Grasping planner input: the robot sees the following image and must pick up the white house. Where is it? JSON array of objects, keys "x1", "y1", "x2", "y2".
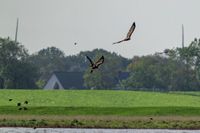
[{"x1": 43, "y1": 71, "x2": 85, "y2": 90}]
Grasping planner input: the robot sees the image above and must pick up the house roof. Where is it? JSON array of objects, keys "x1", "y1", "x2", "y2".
[
  {"x1": 53, "y1": 71, "x2": 84, "y2": 89},
  {"x1": 118, "y1": 71, "x2": 129, "y2": 80}
]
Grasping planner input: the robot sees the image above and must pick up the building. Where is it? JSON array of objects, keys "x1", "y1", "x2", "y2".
[
  {"x1": 44, "y1": 71, "x2": 129, "y2": 90},
  {"x1": 43, "y1": 71, "x2": 85, "y2": 90}
]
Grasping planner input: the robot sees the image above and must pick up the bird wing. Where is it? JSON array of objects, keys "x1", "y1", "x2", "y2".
[
  {"x1": 112, "y1": 40, "x2": 125, "y2": 45},
  {"x1": 86, "y1": 56, "x2": 94, "y2": 66},
  {"x1": 126, "y1": 22, "x2": 136, "y2": 39},
  {"x1": 95, "y1": 56, "x2": 104, "y2": 67}
]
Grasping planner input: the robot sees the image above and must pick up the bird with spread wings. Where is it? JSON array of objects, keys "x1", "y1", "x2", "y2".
[
  {"x1": 113, "y1": 22, "x2": 136, "y2": 44},
  {"x1": 86, "y1": 55, "x2": 104, "y2": 73}
]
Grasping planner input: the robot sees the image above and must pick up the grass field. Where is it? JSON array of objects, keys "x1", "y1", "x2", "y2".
[
  {"x1": 1, "y1": 89, "x2": 200, "y2": 128},
  {"x1": 1, "y1": 90, "x2": 200, "y2": 107}
]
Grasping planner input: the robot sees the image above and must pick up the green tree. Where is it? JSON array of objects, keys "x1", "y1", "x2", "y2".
[
  {"x1": 121, "y1": 54, "x2": 199, "y2": 91},
  {"x1": 0, "y1": 37, "x2": 38, "y2": 89},
  {"x1": 29, "y1": 47, "x2": 66, "y2": 84}
]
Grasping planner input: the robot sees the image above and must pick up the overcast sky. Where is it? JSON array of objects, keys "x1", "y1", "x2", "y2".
[{"x1": 0, "y1": 0, "x2": 200, "y2": 58}]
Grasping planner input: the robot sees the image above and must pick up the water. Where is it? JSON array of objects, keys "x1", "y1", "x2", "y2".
[{"x1": 0, "y1": 128, "x2": 200, "y2": 133}]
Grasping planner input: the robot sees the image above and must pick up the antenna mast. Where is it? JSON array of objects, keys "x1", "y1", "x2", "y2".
[
  {"x1": 182, "y1": 24, "x2": 184, "y2": 48},
  {"x1": 15, "y1": 18, "x2": 19, "y2": 43}
]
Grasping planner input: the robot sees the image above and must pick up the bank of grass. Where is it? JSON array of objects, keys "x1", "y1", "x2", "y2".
[
  {"x1": 0, "y1": 90, "x2": 200, "y2": 128},
  {"x1": 1, "y1": 106, "x2": 200, "y2": 116},
  {"x1": 1, "y1": 115, "x2": 200, "y2": 129}
]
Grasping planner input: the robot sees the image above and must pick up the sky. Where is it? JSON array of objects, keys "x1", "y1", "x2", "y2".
[{"x1": 0, "y1": 0, "x2": 200, "y2": 58}]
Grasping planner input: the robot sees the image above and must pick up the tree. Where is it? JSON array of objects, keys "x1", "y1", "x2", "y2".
[
  {"x1": 0, "y1": 37, "x2": 38, "y2": 89},
  {"x1": 121, "y1": 54, "x2": 199, "y2": 91},
  {"x1": 184, "y1": 38, "x2": 200, "y2": 83},
  {"x1": 29, "y1": 47, "x2": 66, "y2": 83}
]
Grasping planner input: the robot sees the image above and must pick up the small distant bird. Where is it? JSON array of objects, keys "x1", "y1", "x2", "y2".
[
  {"x1": 74, "y1": 42, "x2": 77, "y2": 45},
  {"x1": 163, "y1": 49, "x2": 170, "y2": 54},
  {"x1": 9, "y1": 99, "x2": 12, "y2": 101},
  {"x1": 17, "y1": 103, "x2": 21, "y2": 106},
  {"x1": 86, "y1": 55, "x2": 104, "y2": 73},
  {"x1": 18, "y1": 107, "x2": 22, "y2": 110},
  {"x1": 113, "y1": 22, "x2": 136, "y2": 44},
  {"x1": 23, "y1": 107, "x2": 28, "y2": 110},
  {"x1": 24, "y1": 101, "x2": 28, "y2": 104},
  {"x1": 150, "y1": 117, "x2": 153, "y2": 120},
  {"x1": 157, "y1": 49, "x2": 170, "y2": 55}
]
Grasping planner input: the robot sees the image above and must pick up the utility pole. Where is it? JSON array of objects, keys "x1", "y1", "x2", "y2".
[
  {"x1": 182, "y1": 24, "x2": 184, "y2": 48},
  {"x1": 15, "y1": 18, "x2": 19, "y2": 43}
]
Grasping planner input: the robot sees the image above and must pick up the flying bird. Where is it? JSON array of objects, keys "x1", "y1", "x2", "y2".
[
  {"x1": 113, "y1": 22, "x2": 136, "y2": 44},
  {"x1": 86, "y1": 55, "x2": 104, "y2": 73}
]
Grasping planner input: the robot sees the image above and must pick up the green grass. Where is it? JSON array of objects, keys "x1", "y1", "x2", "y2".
[
  {"x1": 170, "y1": 91, "x2": 200, "y2": 97},
  {"x1": 1, "y1": 90, "x2": 200, "y2": 107},
  {"x1": 1, "y1": 90, "x2": 200, "y2": 116},
  {"x1": 1, "y1": 106, "x2": 200, "y2": 116},
  {"x1": 1, "y1": 90, "x2": 200, "y2": 128}
]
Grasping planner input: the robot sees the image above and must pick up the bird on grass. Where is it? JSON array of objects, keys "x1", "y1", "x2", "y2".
[
  {"x1": 113, "y1": 22, "x2": 136, "y2": 44},
  {"x1": 23, "y1": 107, "x2": 28, "y2": 110},
  {"x1": 86, "y1": 55, "x2": 104, "y2": 73},
  {"x1": 9, "y1": 99, "x2": 12, "y2": 101},
  {"x1": 24, "y1": 101, "x2": 28, "y2": 104},
  {"x1": 17, "y1": 103, "x2": 21, "y2": 106}
]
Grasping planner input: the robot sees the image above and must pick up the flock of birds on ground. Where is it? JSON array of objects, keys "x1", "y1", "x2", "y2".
[
  {"x1": 9, "y1": 98, "x2": 29, "y2": 111},
  {"x1": 86, "y1": 22, "x2": 136, "y2": 73}
]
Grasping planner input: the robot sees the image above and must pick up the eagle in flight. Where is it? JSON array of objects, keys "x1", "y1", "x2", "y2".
[
  {"x1": 86, "y1": 55, "x2": 104, "y2": 73},
  {"x1": 113, "y1": 22, "x2": 136, "y2": 44}
]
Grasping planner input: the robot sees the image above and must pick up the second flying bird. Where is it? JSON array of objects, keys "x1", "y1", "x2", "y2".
[{"x1": 113, "y1": 22, "x2": 136, "y2": 44}]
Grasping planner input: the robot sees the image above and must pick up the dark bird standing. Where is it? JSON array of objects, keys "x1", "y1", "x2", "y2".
[
  {"x1": 113, "y1": 22, "x2": 136, "y2": 44},
  {"x1": 9, "y1": 99, "x2": 12, "y2": 101},
  {"x1": 23, "y1": 107, "x2": 28, "y2": 110},
  {"x1": 17, "y1": 103, "x2": 21, "y2": 106},
  {"x1": 86, "y1": 55, "x2": 104, "y2": 73},
  {"x1": 24, "y1": 101, "x2": 28, "y2": 104}
]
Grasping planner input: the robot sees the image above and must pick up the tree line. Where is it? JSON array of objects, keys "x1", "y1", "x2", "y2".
[{"x1": 0, "y1": 37, "x2": 200, "y2": 91}]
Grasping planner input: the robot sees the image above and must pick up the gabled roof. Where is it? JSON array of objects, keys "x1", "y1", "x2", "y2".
[{"x1": 53, "y1": 71, "x2": 84, "y2": 89}]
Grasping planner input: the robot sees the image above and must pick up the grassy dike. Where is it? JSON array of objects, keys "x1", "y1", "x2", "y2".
[{"x1": 0, "y1": 90, "x2": 200, "y2": 128}]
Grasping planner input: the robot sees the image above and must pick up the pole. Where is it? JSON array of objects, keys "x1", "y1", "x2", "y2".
[{"x1": 15, "y1": 18, "x2": 19, "y2": 43}]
